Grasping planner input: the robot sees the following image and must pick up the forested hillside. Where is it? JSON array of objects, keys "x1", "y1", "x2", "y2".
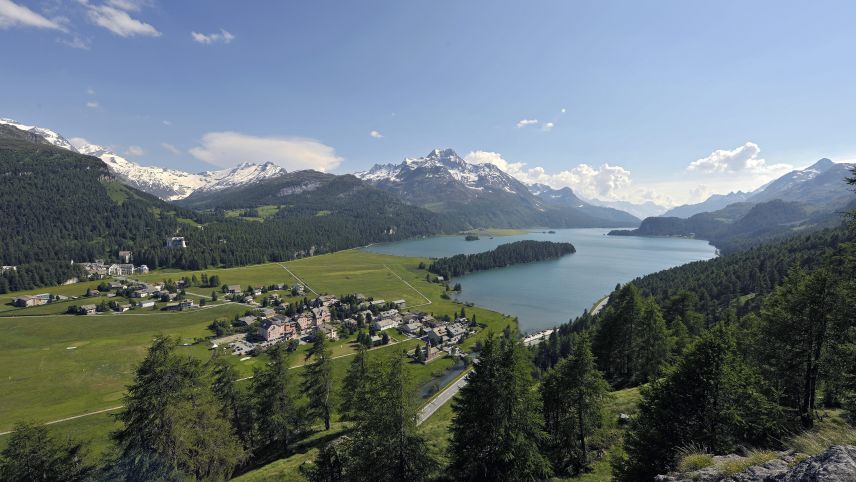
[
  {"x1": 610, "y1": 198, "x2": 850, "y2": 252},
  {"x1": 0, "y1": 130, "x2": 449, "y2": 292},
  {"x1": 529, "y1": 167, "x2": 856, "y2": 479}
]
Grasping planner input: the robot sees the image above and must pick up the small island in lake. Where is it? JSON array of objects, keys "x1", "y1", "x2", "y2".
[
  {"x1": 428, "y1": 240, "x2": 576, "y2": 279},
  {"x1": 465, "y1": 234, "x2": 480, "y2": 241}
]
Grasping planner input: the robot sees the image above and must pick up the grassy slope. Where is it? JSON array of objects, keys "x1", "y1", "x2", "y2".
[{"x1": 0, "y1": 249, "x2": 515, "y2": 464}]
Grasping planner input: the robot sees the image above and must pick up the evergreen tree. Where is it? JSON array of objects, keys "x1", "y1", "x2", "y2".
[
  {"x1": 211, "y1": 355, "x2": 252, "y2": 446},
  {"x1": 615, "y1": 325, "x2": 784, "y2": 480},
  {"x1": 110, "y1": 336, "x2": 245, "y2": 481},
  {"x1": 448, "y1": 334, "x2": 552, "y2": 481},
  {"x1": 302, "y1": 331, "x2": 334, "y2": 430},
  {"x1": 333, "y1": 353, "x2": 436, "y2": 482},
  {"x1": 252, "y1": 344, "x2": 300, "y2": 449},
  {"x1": 339, "y1": 345, "x2": 370, "y2": 421},
  {"x1": 758, "y1": 267, "x2": 842, "y2": 427},
  {"x1": 541, "y1": 334, "x2": 609, "y2": 475},
  {"x1": 0, "y1": 422, "x2": 94, "y2": 482}
]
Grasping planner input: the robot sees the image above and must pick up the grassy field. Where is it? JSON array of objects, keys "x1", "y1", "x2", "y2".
[{"x1": 0, "y1": 249, "x2": 516, "y2": 465}]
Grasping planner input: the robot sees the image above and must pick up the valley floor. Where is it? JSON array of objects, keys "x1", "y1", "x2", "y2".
[{"x1": 0, "y1": 249, "x2": 517, "y2": 467}]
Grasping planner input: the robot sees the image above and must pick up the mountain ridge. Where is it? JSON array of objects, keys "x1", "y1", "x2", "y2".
[{"x1": 0, "y1": 118, "x2": 286, "y2": 200}]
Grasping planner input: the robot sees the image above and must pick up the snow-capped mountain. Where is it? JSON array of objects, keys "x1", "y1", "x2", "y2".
[
  {"x1": 357, "y1": 148, "x2": 639, "y2": 228},
  {"x1": 0, "y1": 118, "x2": 286, "y2": 200},
  {"x1": 747, "y1": 158, "x2": 853, "y2": 207},
  {"x1": 357, "y1": 148, "x2": 529, "y2": 195},
  {"x1": 0, "y1": 117, "x2": 78, "y2": 151}
]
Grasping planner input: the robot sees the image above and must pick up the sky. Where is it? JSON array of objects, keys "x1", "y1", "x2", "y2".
[{"x1": 2, "y1": 0, "x2": 856, "y2": 207}]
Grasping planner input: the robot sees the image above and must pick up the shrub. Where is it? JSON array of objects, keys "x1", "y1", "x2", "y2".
[{"x1": 677, "y1": 453, "x2": 714, "y2": 473}]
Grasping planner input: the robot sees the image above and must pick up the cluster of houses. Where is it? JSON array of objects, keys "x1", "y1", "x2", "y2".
[
  {"x1": 12, "y1": 292, "x2": 68, "y2": 307},
  {"x1": 78, "y1": 251, "x2": 149, "y2": 279},
  {"x1": 227, "y1": 295, "x2": 341, "y2": 355}
]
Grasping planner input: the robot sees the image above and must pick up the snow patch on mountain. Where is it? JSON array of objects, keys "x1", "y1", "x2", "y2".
[
  {"x1": 0, "y1": 118, "x2": 286, "y2": 200},
  {"x1": 356, "y1": 148, "x2": 525, "y2": 195},
  {"x1": 0, "y1": 117, "x2": 78, "y2": 152}
]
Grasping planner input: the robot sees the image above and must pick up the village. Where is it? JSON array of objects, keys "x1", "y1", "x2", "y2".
[
  {"x1": 219, "y1": 287, "x2": 476, "y2": 365},
  {"x1": 7, "y1": 248, "x2": 481, "y2": 366}
]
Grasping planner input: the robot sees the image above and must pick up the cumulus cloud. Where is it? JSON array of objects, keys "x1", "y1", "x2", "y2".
[
  {"x1": 369, "y1": 130, "x2": 383, "y2": 139},
  {"x1": 541, "y1": 122, "x2": 555, "y2": 132},
  {"x1": 0, "y1": 0, "x2": 64, "y2": 30},
  {"x1": 86, "y1": 101, "x2": 99, "y2": 108},
  {"x1": 81, "y1": 0, "x2": 160, "y2": 37},
  {"x1": 189, "y1": 131, "x2": 342, "y2": 171},
  {"x1": 191, "y1": 29, "x2": 235, "y2": 44},
  {"x1": 516, "y1": 119, "x2": 539, "y2": 128},
  {"x1": 160, "y1": 142, "x2": 180, "y2": 155},
  {"x1": 687, "y1": 142, "x2": 791, "y2": 174},
  {"x1": 124, "y1": 145, "x2": 144, "y2": 156},
  {"x1": 161, "y1": 119, "x2": 172, "y2": 126},
  {"x1": 465, "y1": 150, "x2": 632, "y2": 200}
]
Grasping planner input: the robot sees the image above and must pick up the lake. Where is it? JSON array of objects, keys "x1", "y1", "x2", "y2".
[{"x1": 364, "y1": 228, "x2": 717, "y2": 333}]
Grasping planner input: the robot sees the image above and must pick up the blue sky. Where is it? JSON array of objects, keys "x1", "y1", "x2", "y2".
[{"x1": 2, "y1": 0, "x2": 856, "y2": 206}]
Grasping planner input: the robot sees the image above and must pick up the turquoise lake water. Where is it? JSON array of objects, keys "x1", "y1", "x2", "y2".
[{"x1": 364, "y1": 228, "x2": 717, "y2": 333}]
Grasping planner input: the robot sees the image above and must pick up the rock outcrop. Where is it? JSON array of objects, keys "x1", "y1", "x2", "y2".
[{"x1": 656, "y1": 445, "x2": 856, "y2": 482}]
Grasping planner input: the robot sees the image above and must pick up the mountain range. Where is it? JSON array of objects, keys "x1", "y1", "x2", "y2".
[
  {"x1": 355, "y1": 148, "x2": 639, "y2": 228},
  {"x1": 611, "y1": 158, "x2": 856, "y2": 252},
  {"x1": 0, "y1": 118, "x2": 286, "y2": 200},
  {"x1": 0, "y1": 118, "x2": 639, "y2": 228}
]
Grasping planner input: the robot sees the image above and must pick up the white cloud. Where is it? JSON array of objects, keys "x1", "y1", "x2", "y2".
[
  {"x1": 81, "y1": 0, "x2": 160, "y2": 37},
  {"x1": 69, "y1": 137, "x2": 90, "y2": 150},
  {"x1": 87, "y1": 87, "x2": 96, "y2": 95},
  {"x1": 106, "y1": 0, "x2": 147, "y2": 11},
  {"x1": 541, "y1": 122, "x2": 554, "y2": 132},
  {"x1": 58, "y1": 35, "x2": 90, "y2": 49},
  {"x1": 466, "y1": 150, "x2": 630, "y2": 200},
  {"x1": 369, "y1": 130, "x2": 383, "y2": 139},
  {"x1": 687, "y1": 142, "x2": 791, "y2": 174},
  {"x1": 189, "y1": 131, "x2": 342, "y2": 171},
  {"x1": 125, "y1": 145, "x2": 144, "y2": 156},
  {"x1": 161, "y1": 142, "x2": 180, "y2": 155},
  {"x1": 560, "y1": 108, "x2": 566, "y2": 113},
  {"x1": 191, "y1": 29, "x2": 235, "y2": 44},
  {"x1": 86, "y1": 101, "x2": 99, "y2": 108},
  {"x1": 162, "y1": 120, "x2": 171, "y2": 126},
  {"x1": 0, "y1": 0, "x2": 64, "y2": 30},
  {"x1": 516, "y1": 119, "x2": 539, "y2": 128},
  {"x1": 465, "y1": 151, "x2": 526, "y2": 175}
]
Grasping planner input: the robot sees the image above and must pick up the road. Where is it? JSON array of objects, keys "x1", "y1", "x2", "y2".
[
  {"x1": 279, "y1": 264, "x2": 319, "y2": 296},
  {"x1": 591, "y1": 295, "x2": 610, "y2": 315},
  {"x1": 382, "y1": 264, "x2": 432, "y2": 308},
  {"x1": 417, "y1": 370, "x2": 470, "y2": 425}
]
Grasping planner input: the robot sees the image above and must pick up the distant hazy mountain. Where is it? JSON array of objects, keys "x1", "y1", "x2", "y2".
[
  {"x1": 528, "y1": 183, "x2": 639, "y2": 225},
  {"x1": 0, "y1": 117, "x2": 286, "y2": 200},
  {"x1": 747, "y1": 158, "x2": 854, "y2": 208},
  {"x1": 662, "y1": 158, "x2": 854, "y2": 220},
  {"x1": 609, "y1": 199, "x2": 845, "y2": 253},
  {"x1": 662, "y1": 191, "x2": 752, "y2": 218},
  {"x1": 585, "y1": 198, "x2": 668, "y2": 219},
  {"x1": 356, "y1": 148, "x2": 639, "y2": 229}
]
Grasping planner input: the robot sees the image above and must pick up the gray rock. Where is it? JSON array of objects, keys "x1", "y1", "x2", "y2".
[{"x1": 780, "y1": 445, "x2": 856, "y2": 481}]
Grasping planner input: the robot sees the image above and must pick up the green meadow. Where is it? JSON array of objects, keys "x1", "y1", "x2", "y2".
[{"x1": 0, "y1": 249, "x2": 516, "y2": 460}]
